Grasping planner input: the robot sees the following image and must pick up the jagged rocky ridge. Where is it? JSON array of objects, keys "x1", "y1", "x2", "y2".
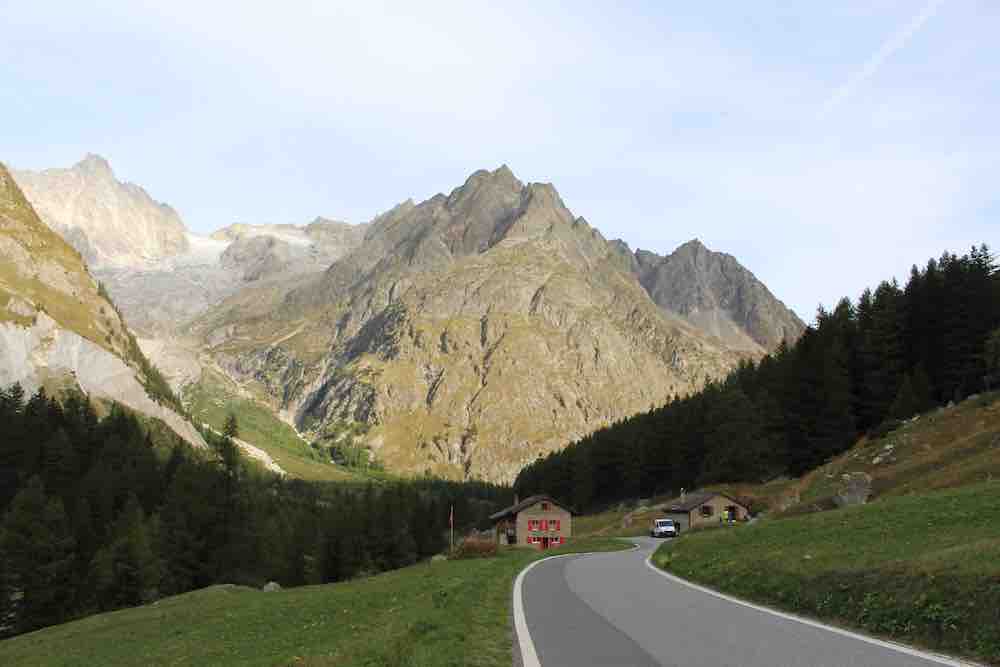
[
  {"x1": 614, "y1": 238, "x2": 805, "y2": 352},
  {"x1": 196, "y1": 166, "x2": 749, "y2": 482}
]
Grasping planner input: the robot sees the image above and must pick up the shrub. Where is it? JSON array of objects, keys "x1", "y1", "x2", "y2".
[{"x1": 448, "y1": 537, "x2": 497, "y2": 560}]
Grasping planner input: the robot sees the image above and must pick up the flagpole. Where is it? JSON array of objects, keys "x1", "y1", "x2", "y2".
[{"x1": 449, "y1": 504, "x2": 454, "y2": 552}]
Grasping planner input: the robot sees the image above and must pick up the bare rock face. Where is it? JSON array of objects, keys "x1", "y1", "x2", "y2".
[
  {"x1": 198, "y1": 166, "x2": 745, "y2": 482},
  {"x1": 12, "y1": 154, "x2": 189, "y2": 268},
  {"x1": 220, "y1": 235, "x2": 295, "y2": 282},
  {"x1": 0, "y1": 161, "x2": 205, "y2": 449},
  {"x1": 629, "y1": 239, "x2": 805, "y2": 351},
  {"x1": 0, "y1": 313, "x2": 206, "y2": 449}
]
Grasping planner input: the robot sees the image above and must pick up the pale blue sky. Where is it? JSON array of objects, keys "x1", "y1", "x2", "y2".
[{"x1": 3, "y1": 1, "x2": 997, "y2": 319}]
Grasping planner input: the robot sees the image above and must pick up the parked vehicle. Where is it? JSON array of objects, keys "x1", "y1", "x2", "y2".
[{"x1": 651, "y1": 518, "x2": 679, "y2": 538}]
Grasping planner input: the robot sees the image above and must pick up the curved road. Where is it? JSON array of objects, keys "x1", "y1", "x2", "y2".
[{"x1": 516, "y1": 537, "x2": 970, "y2": 667}]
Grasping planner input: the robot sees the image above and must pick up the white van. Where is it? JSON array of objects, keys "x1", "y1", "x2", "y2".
[{"x1": 651, "y1": 518, "x2": 678, "y2": 538}]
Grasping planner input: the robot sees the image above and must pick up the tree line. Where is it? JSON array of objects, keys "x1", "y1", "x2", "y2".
[
  {"x1": 0, "y1": 389, "x2": 510, "y2": 637},
  {"x1": 515, "y1": 245, "x2": 1000, "y2": 510}
]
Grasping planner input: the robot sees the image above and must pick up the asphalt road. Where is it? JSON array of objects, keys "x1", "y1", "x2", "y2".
[{"x1": 517, "y1": 537, "x2": 966, "y2": 667}]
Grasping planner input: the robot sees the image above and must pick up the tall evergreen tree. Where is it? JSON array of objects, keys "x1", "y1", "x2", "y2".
[
  {"x1": 889, "y1": 373, "x2": 919, "y2": 420},
  {"x1": 699, "y1": 385, "x2": 766, "y2": 484},
  {"x1": 90, "y1": 494, "x2": 161, "y2": 609},
  {"x1": 0, "y1": 477, "x2": 77, "y2": 632}
]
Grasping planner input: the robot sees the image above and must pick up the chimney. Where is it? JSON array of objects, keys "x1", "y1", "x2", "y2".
[
  {"x1": 514, "y1": 493, "x2": 520, "y2": 506},
  {"x1": 680, "y1": 488, "x2": 686, "y2": 502}
]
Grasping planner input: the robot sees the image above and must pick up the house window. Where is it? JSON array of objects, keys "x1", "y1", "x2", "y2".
[
  {"x1": 541, "y1": 502, "x2": 550, "y2": 510},
  {"x1": 551, "y1": 519, "x2": 560, "y2": 531},
  {"x1": 528, "y1": 519, "x2": 539, "y2": 531},
  {"x1": 700, "y1": 505, "x2": 714, "y2": 518}
]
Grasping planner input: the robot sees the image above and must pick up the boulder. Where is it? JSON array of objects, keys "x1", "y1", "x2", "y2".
[
  {"x1": 835, "y1": 472, "x2": 873, "y2": 507},
  {"x1": 262, "y1": 581, "x2": 282, "y2": 592}
]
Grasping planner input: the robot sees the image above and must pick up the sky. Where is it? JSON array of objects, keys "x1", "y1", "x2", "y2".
[{"x1": 2, "y1": 1, "x2": 997, "y2": 321}]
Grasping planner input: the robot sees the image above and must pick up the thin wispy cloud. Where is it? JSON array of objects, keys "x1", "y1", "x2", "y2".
[{"x1": 818, "y1": 0, "x2": 946, "y2": 120}]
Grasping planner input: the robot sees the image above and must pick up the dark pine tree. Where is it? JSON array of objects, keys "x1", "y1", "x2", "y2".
[{"x1": 0, "y1": 477, "x2": 77, "y2": 633}]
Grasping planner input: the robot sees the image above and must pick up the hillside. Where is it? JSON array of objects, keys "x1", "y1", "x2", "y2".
[
  {"x1": 0, "y1": 162, "x2": 204, "y2": 449},
  {"x1": 577, "y1": 390, "x2": 1000, "y2": 537},
  {"x1": 0, "y1": 535, "x2": 624, "y2": 667},
  {"x1": 756, "y1": 389, "x2": 1000, "y2": 514},
  {"x1": 182, "y1": 366, "x2": 360, "y2": 481},
  {"x1": 194, "y1": 166, "x2": 752, "y2": 482}
]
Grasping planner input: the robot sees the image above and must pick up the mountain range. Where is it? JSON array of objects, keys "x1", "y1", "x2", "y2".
[{"x1": 7, "y1": 156, "x2": 804, "y2": 481}]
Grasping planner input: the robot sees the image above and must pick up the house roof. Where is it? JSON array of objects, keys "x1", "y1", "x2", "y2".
[
  {"x1": 489, "y1": 494, "x2": 576, "y2": 522},
  {"x1": 663, "y1": 491, "x2": 748, "y2": 513}
]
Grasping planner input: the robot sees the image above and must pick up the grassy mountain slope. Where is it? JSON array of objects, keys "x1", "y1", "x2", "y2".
[
  {"x1": 1, "y1": 162, "x2": 128, "y2": 354},
  {"x1": 0, "y1": 538, "x2": 627, "y2": 667},
  {"x1": 183, "y1": 367, "x2": 358, "y2": 481}
]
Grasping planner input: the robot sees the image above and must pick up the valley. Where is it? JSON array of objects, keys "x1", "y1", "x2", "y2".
[{"x1": 4, "y1": 5, "x2": 998, "y2": 666}]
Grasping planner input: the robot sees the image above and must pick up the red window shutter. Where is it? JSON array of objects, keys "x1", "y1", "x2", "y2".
[
  {"x1": 553, "y1": 520, "x2": 560, "y2": 531},
  {"x1": 541, "y1": 519, "x2": 548, "y2": 531}
]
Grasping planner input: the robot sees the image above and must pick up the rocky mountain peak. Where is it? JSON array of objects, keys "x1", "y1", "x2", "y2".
[
  {"x1": 75, "y1": 153, "x2": 114, "y2": 177},
  {"x1": 448, "y1": 165, "x2": 523, "y2": 209},
  {"x1": 676, "y1": 238, "x2": 707, "y2": 253},
  {"x1": 632, "y1": 239, "x2": 804, "y2": 351},
  {"x1": 12, "y1": 154, "x2": 189, "y2": 268}
]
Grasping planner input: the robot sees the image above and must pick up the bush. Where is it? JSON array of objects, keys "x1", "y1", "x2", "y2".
[{"x1": 448, "y1": 537, "x2": 497, "y2": 560}]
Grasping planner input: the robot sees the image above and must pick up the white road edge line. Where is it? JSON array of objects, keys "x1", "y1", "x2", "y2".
[
  {"x1": 513, "y1": 554, "x2": 572, "y2": 667},
  {"x1": 514, "y1": 543, "x2": 639, "y2": 667},
  {"x1": 643, "y1": 555, "x2": 982, "y2": 667}
]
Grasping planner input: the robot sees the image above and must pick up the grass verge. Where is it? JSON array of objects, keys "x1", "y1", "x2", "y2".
[
  {"x1": 652, "y1": 481, "x2": 1000, "y2": 665},
  {"x1": 0, "y1": 538, "x2": 630, "y2": 667}
]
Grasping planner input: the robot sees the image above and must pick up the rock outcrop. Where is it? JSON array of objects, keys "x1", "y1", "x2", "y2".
[{"x1": 12, "y1": 154, "x2": 189, "y2": 268}]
